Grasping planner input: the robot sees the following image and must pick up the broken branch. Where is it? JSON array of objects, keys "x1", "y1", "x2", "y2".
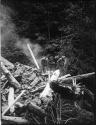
[
  {"x1": 8, "y1": 87, "x2": 15, "y2": 113},
  {"x1": 27, "y1": 102, "x2": 46, "y2": 117},
  {"x1": 2, "y1": 116, "x2": 30, "y2": 124},
  {"x1": 31, "y1": 85, "x2": 45, "y2": 94},
  {"x1": 27, "y1": 43, "x2": 40, "y2": 69},
  {"x1": 1, "y1": 56, "x2": 14, "y2": 69},
  {"x1": 1, "y1": 62, "x2": 21, "y2": 89},
  {"x1": 2, "y1": 90, "x2": 26, "y2": 116},
  {"x1": 58, "y1": 72, "x2": 95, "y2": 84}
]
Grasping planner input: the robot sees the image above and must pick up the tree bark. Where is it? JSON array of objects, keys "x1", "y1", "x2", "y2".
[
  {"x1": 1, "y1": 56, "x2": 14, "y2": 69},
  {"x1": 8, "y1": 87, "x2": 14, "y2": 113},
  {"x1": 1, "y1": 62, "x2": 21, "y2": 89},
  {"x1": 30, "y1": 77, "x2": 41, "y2": 88},
  {"x1": 2, "y1": 90, "x2": 25, "y2": 116},
  {"x1": 2, "y1": 116, "x2": 30, "y2": 124},
  {"x1": 27, "y1": 102, "x2": 46, "y2": 117},
  {"x1": 58, "y1": 72, "x2": 95, "y2": 85}
]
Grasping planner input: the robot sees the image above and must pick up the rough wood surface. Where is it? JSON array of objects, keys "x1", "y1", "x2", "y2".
[
  {"x1": 30, "y1": 77, "x2": 41, "y2": 88},
  {"x1": 2, "y1": 90, "x2": 26, "y2": 116},
  {"x1": 8, "y1": 87, "x2": 14, "y2": 113},
  {"x1": 1, "y1": 62, "x2": 21, "y2": 89},
  {"x1": 2, "y1": 116, "x2": 30, "y2": 124},
  {"x1": 31, "y1": 85, "x2": 45, "y2": 94},
  {"x1": 27, "y1": 102, "x2": 46, "y2": 117},
  {"x1": 58, "y1": 72, "x2": 95, "y2": 84},
  {"x1": 1, "y1": 56, "x2": 14, "y2": 69}
]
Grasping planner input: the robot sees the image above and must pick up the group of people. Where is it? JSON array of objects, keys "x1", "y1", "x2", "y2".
[{"x1": 41, "y1": 55, "x2": 69, "y2": 76}]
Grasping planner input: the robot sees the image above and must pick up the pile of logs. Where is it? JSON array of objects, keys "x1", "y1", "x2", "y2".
[{"x1": 0, "y1": 56, "x2": 95, "y2": 125}]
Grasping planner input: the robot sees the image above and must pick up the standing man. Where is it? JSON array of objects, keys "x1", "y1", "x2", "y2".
[
  {"x1": 57, "y1": 56, "x2": 68, "y2": 76},
  {"x1": 41, "y1": 57, "x2": 48, "y2": 73}
]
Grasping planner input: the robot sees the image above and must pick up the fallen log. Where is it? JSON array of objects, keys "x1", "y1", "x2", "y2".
[
  {"x1": 29, "y1": 72, "x2": 36, "y2": 82},
  {"x1": 31, "y1": 85, "x2": 45, "y2": 94},
  {"x1": 2, "y1": 116, "x2": 30, "y2": 124},
  {"x1": 30, "y1": 77, "x2": 41, "y2": 88},
  {"x1": 1, "y1": 62, "x2": 21, "y2": 89},
  {"x1": 27, "y1": 102, "x2": 46, "y2": 117},
  {"x1": 2, "y1": 90, "x2": 26, "y2": 116},
  {"x1": 58, "y1": 72, "x2": 95, "y2": 85},
  {"x1": 0, "y1": 56, "x2": 14, "y2": 69},
  {"x1": 50, "y1": 77, "x2": 95, "y2": 101},
  {"x1": 8, "y1": 87, "x2": 14, "y2": 113}
]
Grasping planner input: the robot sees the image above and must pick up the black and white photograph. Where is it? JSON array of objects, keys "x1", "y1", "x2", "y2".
[{"x1": 0, "y1": 0, "x2": 95, "y2": 125}]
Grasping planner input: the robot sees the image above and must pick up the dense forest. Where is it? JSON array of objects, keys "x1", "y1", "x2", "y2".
[
  {"x1": 1, "y1": 0, "x2": 95, "y2": 75},
  {"x1": 1, "y1": 1, "x2": 96, "y2": 125}
]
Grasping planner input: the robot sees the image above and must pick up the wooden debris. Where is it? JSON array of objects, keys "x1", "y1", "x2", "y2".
[
  {"x1": 58, "y1": 72, "x2": 95, "y2": 84},
  {"x1": 1, "y1": 60, "x2": 95, "y2": 125},
  {"x1": 2, "y1": 90, "x2": 26, "y2": 116},
  {"x1": 30, "y1": 77, "x2": 41, "y2": 88},
  {"x1": 58, "y1": 74, "x2": 71, "y2": 80},
  {"x1": 2, "y1": 116, "x2": 30, "y2": 124},
  {"x1": 1, "y1": 80, "x2": 8, "y2": 90},
  {"x1": 8, "y1": 87, "x2": 14, "y2": 113},
  {"x1": 27, "y1": 102, "x2": 46, "y2": 117},
  {"x1": 31, "y1": 85, "x2": 45, "y2": 94},
  {"x1": 29, "y1": 72, "x2": 36, "y2": 82},
  {"x1": 1, "y1": 56, "x2": 14, "y2": 69},
  {"x1": 1, "y1": 62, "x2": 21, "y2": 89},
  {"x1": 27, "y1": 43, "x2": 40, "y2": 69}
]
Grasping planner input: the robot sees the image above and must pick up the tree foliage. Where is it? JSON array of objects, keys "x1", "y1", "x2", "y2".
[{"x1": 2, "y1": 0, "x2": 95, "y2": 74}]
